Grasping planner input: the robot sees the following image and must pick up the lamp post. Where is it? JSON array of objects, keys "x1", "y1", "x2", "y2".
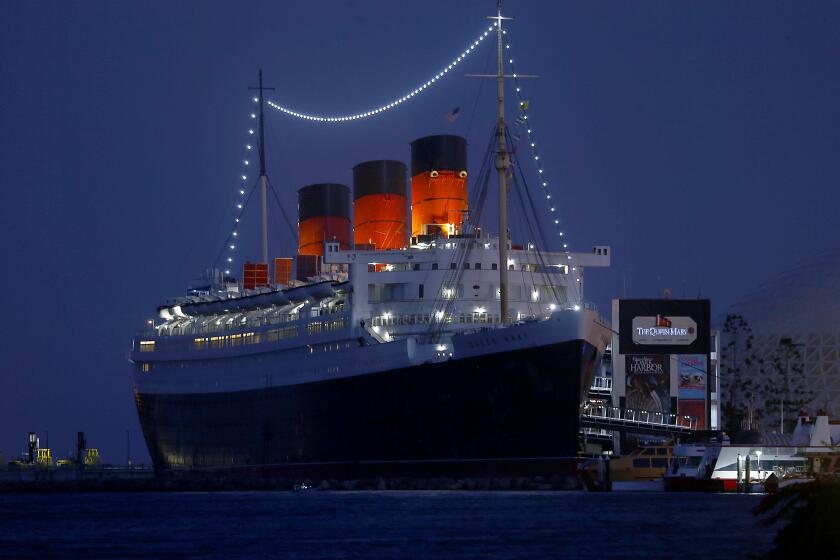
[{"x1": 755, "y1": 450, "x2": 762, "y2": 480}]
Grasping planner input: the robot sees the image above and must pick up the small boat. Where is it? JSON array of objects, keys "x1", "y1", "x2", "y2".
[
  {"x1": 665, "y1": 413, "x2": 839, "y2": 492},
  {"x1": 610, "y1": 444, "x2": 674, "y2": 481},
  {"x1": 663, "y1": 442, "x2": 722, "y2": 492}
]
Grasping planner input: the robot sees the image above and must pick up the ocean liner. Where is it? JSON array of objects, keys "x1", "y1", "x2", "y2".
[{"x1": 129, "y1": 5, "x2": 612, "y2": 476}]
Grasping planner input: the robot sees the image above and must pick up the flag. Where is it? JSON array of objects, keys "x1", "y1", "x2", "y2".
[
  {"x1": 511, "y1": 132, "x2": 521, "y2": 142},
  {"x1": 655, "y1": 315, "x2": 672, "y2": 327},
  {"x1": 444, "y1": 106, "x2": 460, "y2": 124},
  {"x1": 514, "y1": 114, "x2": 526, "y2": 125},
  {"x1": 519, "y1": 99, "x2": 530, "y2": 111}
]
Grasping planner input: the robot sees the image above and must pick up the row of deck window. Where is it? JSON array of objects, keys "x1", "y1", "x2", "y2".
[
  {"x1": 139, "y1": 317, "x2": 347, "y2": 353},
  {"x1": 369, "y1": 262, "x2": 558, "y2": 272},
  {"x1": 370, "y1": 313, "x2": 498, "y2": 327}
]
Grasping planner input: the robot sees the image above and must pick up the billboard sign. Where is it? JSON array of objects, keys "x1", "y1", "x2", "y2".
[
  {"x1": 625, "y1": 355, "x2": 671, "y2": 417},
  {"x1": 632, "y1": 315, "x2": 698, "y2": 346},
  {"x1": 677, "y1": 355, "x2": 707, "y2": 400},
  {"x1": 619, "y1": 299, "x2": 710, "y2": 355}
]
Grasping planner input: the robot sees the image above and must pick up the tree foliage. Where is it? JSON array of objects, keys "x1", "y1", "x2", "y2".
[
  {"x1": 755, "y1": 480, "x2": 840, "y2": 559},
  {"x1": 761, "y1": 337, "x2": 813, "y2": 434},
  {"x1": 721, "y1": 315, "x2": 814, "y2": 434},
  {"x1": 720, "y1": 314, "x2": 760, "y2": 434}
]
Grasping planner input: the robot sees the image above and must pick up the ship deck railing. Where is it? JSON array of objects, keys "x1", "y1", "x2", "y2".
[
  {"x1": 133, "y1": 312, "x2": 353, "y2": 356},
  {"x1": 149, "y1": 305, "x2": 346, "y2": 338}
]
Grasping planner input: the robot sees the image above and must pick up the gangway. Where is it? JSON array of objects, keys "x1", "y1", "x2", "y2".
[{"x1": 580, "y1": 405, "x2": 698, "y2": 437}]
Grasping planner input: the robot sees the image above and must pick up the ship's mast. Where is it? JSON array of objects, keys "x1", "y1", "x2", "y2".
[
  {"x1": 493, "y1": 0, "x2": 511, "y2": 325},
  {"x1": 249, "y1": 69, "x2": 274, "y2": 264},
  {"x1": 259, "y1": 71, "x2": 268, "y2": 265}
]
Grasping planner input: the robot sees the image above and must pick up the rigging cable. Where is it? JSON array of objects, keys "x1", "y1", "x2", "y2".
[
  {"x1": 463, "y1": 37, "x2": 496, "y2": 140},
  {"x1": 218, "y1": 105, "x2": 264, "y2": 275},
  {"x1": 505, "y1": 35, "x2": 569, "y2": 251},
  {"x1": 426, "y1": 127, "x2": 497, "y2": 338},
  {"x1": 213, "y1": 176, "x2": 260, "y2": 270},
  {"x1": 265, "y1": 24, "x2": 499, "y2": 123},
  {"x1": 266, "y1": 176, "x2": 300, "y2": 243},
  {"x1": 508, "y1": 128, "x2": 579, "y2": 303}
]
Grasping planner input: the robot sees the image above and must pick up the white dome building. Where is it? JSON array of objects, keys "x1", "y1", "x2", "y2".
[{"x1": 726, "y1": 249, "x2": 840, "y2": 420}]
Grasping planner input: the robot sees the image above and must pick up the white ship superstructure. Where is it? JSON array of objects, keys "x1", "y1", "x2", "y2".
[{"x1": 136, "y1": 239, "x2": 610, "y2": 396}]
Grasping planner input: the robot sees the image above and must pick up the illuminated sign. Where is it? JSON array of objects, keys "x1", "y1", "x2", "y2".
[
  {"x1": 618, "y1": 299, "x2": 710, "y2": 355},
  {"x1": 678, "y1": 355, "x2": 707, "y2": 400},
  {"x1": 625, "y1": 355, "x2": 670, "y2": 416},
  {"x1": 631, "y1": 315, "x2": 698, "y2": 345},
  {"x1": 627, "y1": 355, "x2": 666, "y2": 375}
]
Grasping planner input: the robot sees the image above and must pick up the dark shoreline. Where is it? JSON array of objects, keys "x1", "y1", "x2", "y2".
[{"x1": 0, "y1": 474, "x2": 582, "y2": 493}]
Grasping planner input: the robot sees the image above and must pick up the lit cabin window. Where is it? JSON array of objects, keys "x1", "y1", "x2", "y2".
[{"x1": 139, "y1": 341, "x2": 155, "y2": 352}]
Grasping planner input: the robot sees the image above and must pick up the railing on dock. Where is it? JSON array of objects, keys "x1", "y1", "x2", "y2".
[
  {"x1": 580, "y1": 427, "x2": 613, "y2": 441},
  {"x1": 581, "y1": 405, "x2": 698, "y2": 436}
]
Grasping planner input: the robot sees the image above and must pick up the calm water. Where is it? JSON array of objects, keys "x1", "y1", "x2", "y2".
[{"x1": 0, "y1": 491, "x2": 775, "y2": 559}]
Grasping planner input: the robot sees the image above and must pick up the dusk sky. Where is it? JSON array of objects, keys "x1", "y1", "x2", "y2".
[{"x1": 2, "y1": 1, "x2": 838, "y2": 463}]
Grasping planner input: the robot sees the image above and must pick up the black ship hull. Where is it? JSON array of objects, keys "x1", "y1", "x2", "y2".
[{"x1": 136, "y1": 338, "x2": 598, "y2": 477}]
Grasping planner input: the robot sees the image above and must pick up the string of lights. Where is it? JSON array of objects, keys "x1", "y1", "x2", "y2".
[
  {"x1": 505, "y1": 38, "x2": 569, "y2": 254},
  {"x1": 221, "y1": 20, "x2": 497, "y2": 272},
  {"x1": 220, "y1": 24, "x2": 570, "y2": 279},
  {"x1": 264, "y1": 24, "x2": 498, "y2": 122},
  {"x1": 218, "y1": 106, "x2": 260, "y2": 276}
]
